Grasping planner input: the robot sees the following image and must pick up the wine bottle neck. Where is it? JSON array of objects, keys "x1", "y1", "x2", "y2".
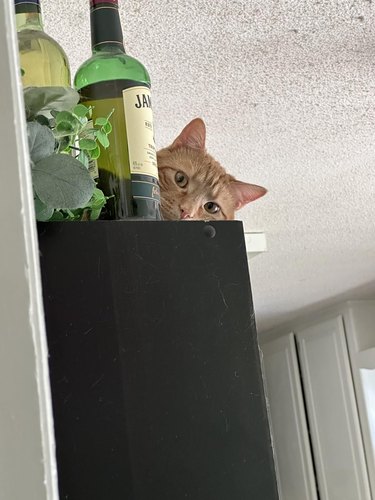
[
  {"x1": 90, "y1": 1, "x2": 125, "y2": 53},
  {"x1": 15, "y1": 0, "x2": 43, "y2": 31},
  {"x1": 16, "y1": 12, "x2": 43, "y2": 31}
]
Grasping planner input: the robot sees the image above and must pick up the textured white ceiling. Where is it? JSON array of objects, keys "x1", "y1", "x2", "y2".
[{"x1": 44, "y1": 0, "x2": 375, "y2": 333}]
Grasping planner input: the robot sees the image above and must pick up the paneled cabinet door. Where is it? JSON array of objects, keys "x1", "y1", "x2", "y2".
[
  {"x1": 262, "y1": 333, "x2": 318, "y2": 500},
  {"x1": 296, "y1": 316, "x2": 371, "y2": 500}
]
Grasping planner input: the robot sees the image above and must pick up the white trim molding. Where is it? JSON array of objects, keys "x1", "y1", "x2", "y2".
[{"x1": 244, "y1": 232, "x2": 267, "y2": 258}]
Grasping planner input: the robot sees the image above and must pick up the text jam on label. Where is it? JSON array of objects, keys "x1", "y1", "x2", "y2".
[{"x1": 135, "y1": 93, "x2": 152, "y2": 108}]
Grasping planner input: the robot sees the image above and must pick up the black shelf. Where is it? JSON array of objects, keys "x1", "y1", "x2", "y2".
[{"x1": 38, "y1": 221, "x2": 278, "y2": 500}]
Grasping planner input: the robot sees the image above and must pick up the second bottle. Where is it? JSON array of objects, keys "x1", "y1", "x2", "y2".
[{"x1": 75, "y1": 0, "x2": 161, "y2": 220}]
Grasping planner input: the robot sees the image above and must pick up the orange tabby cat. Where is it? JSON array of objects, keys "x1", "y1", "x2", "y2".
[{"x1": 157, "y1": 118, "x2": 267, "y2": 220}]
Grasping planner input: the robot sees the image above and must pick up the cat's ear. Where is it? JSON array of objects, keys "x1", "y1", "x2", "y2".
[
  {"x1": 171, "y1": 118, "x2": 206, "y2": 150},
  {"x1": 229, "y1": 181, "x2": 267, "y2": 210}
]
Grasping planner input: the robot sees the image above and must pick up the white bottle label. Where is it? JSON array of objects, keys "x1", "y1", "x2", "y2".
[
  {"x1": 87, "y1": 119, "x2": 99, "y2": 180},
  {"x1": 122, "y1": 86, "x2": 158, "y2": 179}
]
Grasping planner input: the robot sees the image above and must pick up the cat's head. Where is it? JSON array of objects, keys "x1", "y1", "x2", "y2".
[{"x1": 157, "y1": 118, "x2": 267, "y2": 220}]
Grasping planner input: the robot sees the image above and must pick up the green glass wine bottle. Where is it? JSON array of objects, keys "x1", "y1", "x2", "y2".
[
  {"x1": 74, "y1": 0, "x2": 161, "y2": 220},
  {"x1": 15, "y1": 0, "x2": 71, "y2": 87}
]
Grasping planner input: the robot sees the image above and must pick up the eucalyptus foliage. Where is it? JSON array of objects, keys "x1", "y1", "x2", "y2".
[{"x1": 24, "y1": 86, "x2": 112, "y2": 221}]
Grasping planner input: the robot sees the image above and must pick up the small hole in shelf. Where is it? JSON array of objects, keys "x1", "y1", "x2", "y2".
[{"x1": 203, "y1": 225, "x2": 216, "y2": 239}]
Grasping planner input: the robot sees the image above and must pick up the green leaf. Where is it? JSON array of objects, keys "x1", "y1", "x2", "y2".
[
  {"x1": 89, "y1": 145, "x2": 100, "y2": 160},
  {"x1": 96, "y1": 129, "x2": 110, "y2": 148},
  {"x1": 89, "y1": 188, "x2": 107, "y2": 209},
  {"x1": 94, "y1": 117, "x2": 108, "y2": 126},
  {"x1": 79, "y1": 138, "x2": 97, "y2": 151},
  {"x1": 57, "y1": 136, "x2": 70, "y2": 152},
  {"x1": 35, "y1": 115, "x2": 50, "y2": 127},
  {"x1": 73, "y1": 104, "x2": 90, "y2": 118},
  {"x1": 33, "y1": 153, "x2": 95, "y2": 209},
  {"x1": 49, "y1": 210, "x2": 65, "y2": 221},
  {"x1": 55, "y1": 120, "x2": 75, "y2": 136},
  {"x1": 85, "y1": 188, "x2": 107, "y2": 220},
  {"x1": 102, "y1": 121, "x2": 112, "y2": 134},
  {"x1": 55, "y1": 111, "x2": 80, "y2": 134},
  {"x1": 89, "y1": 208, "x2": 102, "y2": 220},
  {"x1": 34, "y1": 197, "x2": 54, "y2": 221},
  {"x1": 27, "y1": 122, "x2": 56, "y2": 163},
  {"x1": 55, "y1": 111, "x2": 74, "y2": 124},
  {"x1": 24, "y1": 87, "x2": 79, "y2": 120}
]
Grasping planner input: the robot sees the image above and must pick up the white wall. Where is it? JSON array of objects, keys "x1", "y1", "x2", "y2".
[{"x1": 0, "y1": 0, "x2": 58, "y2": 498}]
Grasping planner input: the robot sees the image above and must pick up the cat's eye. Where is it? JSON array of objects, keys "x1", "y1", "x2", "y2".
[
  {"x1": 204, "y1": 202, "x2": 220, "y2": 214},
  {"x1": 175, "y1": 171, "x2": 188, "y2": 188}
]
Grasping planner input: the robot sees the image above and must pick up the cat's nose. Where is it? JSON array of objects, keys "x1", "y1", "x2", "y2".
[{"x1": 180, "y1": 209, "x2": 191, "y2": 220}]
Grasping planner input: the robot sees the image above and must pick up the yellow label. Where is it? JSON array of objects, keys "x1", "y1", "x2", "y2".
[{"x1": 122, "y1": 86, "x2": 158, "y2": 178}]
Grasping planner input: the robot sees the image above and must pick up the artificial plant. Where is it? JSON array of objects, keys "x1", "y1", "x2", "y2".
[{"x1": 24, "y1": 86, "x2": 112, "y2": 221}]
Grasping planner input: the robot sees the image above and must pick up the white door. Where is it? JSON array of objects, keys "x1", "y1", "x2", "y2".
[
  {"x1": 296, "y1": 315, "x2": 371, "y2": 500},
  {"x1": 261, "y1": 333, "x2": 318, "y2": 500}
]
